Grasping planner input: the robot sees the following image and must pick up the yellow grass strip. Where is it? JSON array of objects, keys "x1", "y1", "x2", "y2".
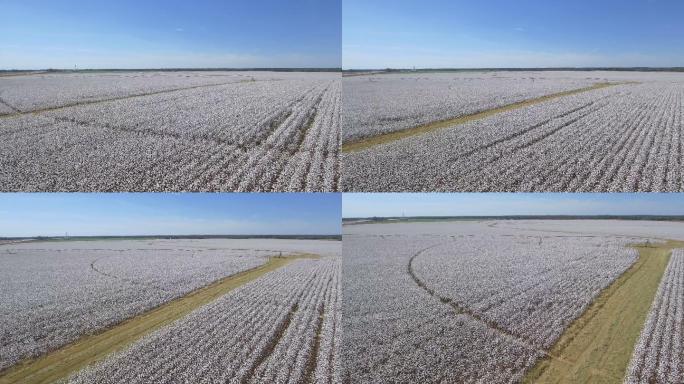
[
  {"x1": 524, "y1": 240, "x2": 684, "y2": 384},
  {"x1": 341, "y1": 82, "x2": 620, "y2": 153},
  {"x1": 0, "y1": 254, "x2": 317, "y2": 384}
]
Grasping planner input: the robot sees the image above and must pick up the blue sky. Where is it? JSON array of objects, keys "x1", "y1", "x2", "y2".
[
  {"x1": 343, "y1": 193, "x2": 684, "y2": 217},
  {"x1": 0, "y1": 0, "x2": 341, "y2": 69},
  {"x1": 343, "y1": 0, "x2": 684, "y2": 69},
  {"x1": 0, "y1": 193, "x2": 341, "y2": 237}
]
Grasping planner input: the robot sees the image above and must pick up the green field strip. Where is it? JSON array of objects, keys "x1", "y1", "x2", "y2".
[{"x1": 0, "y1": 254, "x2": 318, "y2": 384}]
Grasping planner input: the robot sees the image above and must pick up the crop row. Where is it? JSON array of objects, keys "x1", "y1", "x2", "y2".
[
  {"x1": 342, "y1": 233, "x2": 541, "y2": 383},
  {"x1": 0, "y1": 73, "x2": 340, "y2": 192},
  {"x1": 0, "y1": 240, "x2": 273, "y2": 371},
  {"x1": 342, "y1": 77, "x2": 684, "y2": 192},
  {"x1": 625, "y1": 249, "x2": 684, "y2": 383},
  {"x1": 341, "y1": 71, "x2": 600, "y2": 143},
  {"x1": 0, "y1": 71, "x2": 308, "y2": 114},
  {"x1": 66, "y1": 257, "x2": 341, "y2": 384},
  {"x1": 412, "y1": 235, "x2": 638, "y2": 349},
  {"x1": 342, "y1": 221, "x2": 646, "y2": 383}
]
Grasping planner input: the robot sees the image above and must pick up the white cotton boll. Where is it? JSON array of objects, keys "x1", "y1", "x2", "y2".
[
  {"x1": 0, "y1": 71, "x2": 340, "y2": 192},
  {"x1": 341, "y1": 71, "x2": 684, "y2": 192},
  {"x1": 341, "y1": 220, "x2": 666, "y2": 383}
]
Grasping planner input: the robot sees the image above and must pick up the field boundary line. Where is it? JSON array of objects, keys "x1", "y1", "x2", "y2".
[
  {"x1": 0, "y1": 253, "x2": 319, "y2": 384},
  {"x1": 406, "y1": 240, "x2": 650, "y2": 381},
  {"x1": 523, "y1": 240, "x2": 684, "y2": 383},
  {"x1": 89, "y1": 256, "x2": 174, "y2": 294},
  {"x1": 0, "y1": 97, "x2": 20, "y2": 113},
  {"x1": 0, "y1": 78, "x2": 277, "y2": 120},
  {"x1": 341, "y1": 82, "x2": 627, "y2": 153},
  {"x1": 407, "y1": 244, "x2": 552, "y2": 352}
]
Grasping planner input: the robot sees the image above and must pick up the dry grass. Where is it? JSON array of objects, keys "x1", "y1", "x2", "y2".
[
  {"x1": 524, "y1": 240, "x2": 684, "y2": 384},
  {"x1": 0, "y1": 254, "x2": 317, "y2": 384},
  {"x1": 341, "y1": 82, "x2": 620, "y2": 153}
]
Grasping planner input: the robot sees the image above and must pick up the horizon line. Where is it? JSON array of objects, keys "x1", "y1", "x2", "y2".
[
  {"x1": 343, "y1": 214, "x2": 684, "y2": 219},
  {"x1": 0, "y1": 67, "x2": 342, "y2": 72},
  {"x1": 342, "y1": 66, "x2": 684, "y2": 71},
  {"x1": 1, "y1": 234, "x2": 342, "y2": 240}
]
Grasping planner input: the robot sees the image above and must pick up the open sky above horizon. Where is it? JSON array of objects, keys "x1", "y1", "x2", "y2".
[
  {"x1": 0, "y1": 0, "x2": 341, "y2": 70},
  {"x1": 0, "y1": 194, "x2": 341, "y2": 237},
  {"x1": 343, "y1": 194, "x2": 684, "y2": 218},
  {"x1": 343, "y1": 0, "x2": 684, "y2": 69}
]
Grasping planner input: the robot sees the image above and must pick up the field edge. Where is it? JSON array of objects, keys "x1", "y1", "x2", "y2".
[
  {"x1": 0, "y1": 253, "x2": 320, "y2": 384},
  {"x1": 523, "y1": 240, "x2": 683, "y2": 384},
  {"x1": 341, "y1": 82, "x2": 623, "y2": 153}
]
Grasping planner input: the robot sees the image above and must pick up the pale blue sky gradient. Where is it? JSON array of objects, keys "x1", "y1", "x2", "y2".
[
  {"x1": 0, "y1": 193, "x2": 341, "y2": 237},
  {"x1": 343, "y1": 0, "x2": 684, "y2": 69},
  {"x1": 0, "y1": 0, "x2": 341, "y2": 69},
  {"x1": 343, "y1": 193, "x2": 684, "y2": 218}
]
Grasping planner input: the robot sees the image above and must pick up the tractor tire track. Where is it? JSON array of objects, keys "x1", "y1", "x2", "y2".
[{"x1": 0, "y1": 79, "x2": 277, "y2": 120}]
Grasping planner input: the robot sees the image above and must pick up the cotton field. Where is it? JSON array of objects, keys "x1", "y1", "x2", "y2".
[
  {"x1": 625, "y1": 249, "x2": 684, "y2": 384},
  {"x1": 412, "y1": 236, "x2": 638, "y2": 349},
  {"x1": 0, "y1": 238, "x2": 341, "y2": 382},
  {"x1": 341, "y1": 71, "x2": 684, "y2": 192},
  {"x1": 341, "y1": 220, "x2": 684, "y2": 383},
  {"x1": 66, "y1": 257, "x2": 341, "y2": 384},
  {"x1": 0, "y1": 71, "x2": 340, "y2": 192},
  {"x1": 341, "y1": 71, "x2": 599, "y2": 143}
]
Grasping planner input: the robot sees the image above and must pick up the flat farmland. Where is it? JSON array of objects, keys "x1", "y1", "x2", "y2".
[
  {"x1": 0, "y1": 71, "x2": 340, "y2": 192},
  {"x1": 341, "y1": 71, "x2": 684, "y2": 192},
  {"x1": 0, "y1": 238, "x2": 341, "y2": 383},
  {"x1": 625, "y1": 249, "x2": 684, "y2": 384},
  {"x1": 342, "y1": 220, "x2": 684, "y2": 383}
]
